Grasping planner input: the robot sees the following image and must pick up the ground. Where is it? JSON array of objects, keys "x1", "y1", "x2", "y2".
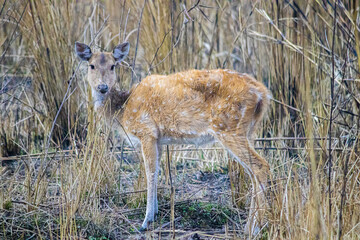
[{"x1": 0, "y1": 144, "x2": 256, "y2": 239}]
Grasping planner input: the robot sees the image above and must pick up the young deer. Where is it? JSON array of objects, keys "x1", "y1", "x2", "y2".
[{"x1": 75, "y1": 41, "x2": 271, "y2": 235}]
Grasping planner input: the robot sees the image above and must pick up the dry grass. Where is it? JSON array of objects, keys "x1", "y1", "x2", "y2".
[{"x1": 1, "y1": 0, "x2": 360, "y2": 239}]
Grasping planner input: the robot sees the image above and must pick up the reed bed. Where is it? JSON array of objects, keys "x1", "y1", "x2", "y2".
[{"x1": 0, "y1": 0, "x2": 359, "y2": 239}]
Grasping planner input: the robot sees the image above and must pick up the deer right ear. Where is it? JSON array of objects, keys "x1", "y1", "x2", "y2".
[
  {"x1": 113, "y1": 42, "x2": 130, "y2": 63},
  {"x1": 75, "y1": 42, "x2": 92, "y2": 61}
]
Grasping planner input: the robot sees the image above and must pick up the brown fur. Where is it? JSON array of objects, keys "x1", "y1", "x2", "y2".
[
  {"x1": 119, "y1": 70, "x2": 270, "y2": 143},
  {"x1": 99, "y1": 53, "x2": 106, "y2": 65}
]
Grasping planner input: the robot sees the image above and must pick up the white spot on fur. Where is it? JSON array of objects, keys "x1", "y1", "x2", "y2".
[
  {"x1": 133, "y1": 109, "x2": 137, "y2": 113},
  {"x1": 241, "y1": 106, "x2": 247, "y2": 118},
  {"x1": 140, "y1": 112, "x2": 149, "y2": 122},
  {"x1": 249, "y1": 88, "x2": 262, "y2": 102},
  {"x1": 256, "y1": 92, "x2": 262, "y2": 101},
  {"x1": 225, "y1": 69, "x2": 237, "y2": 74}
]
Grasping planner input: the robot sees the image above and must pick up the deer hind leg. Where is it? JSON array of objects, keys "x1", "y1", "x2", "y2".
[
  {"x1": 215, "y1": 132, "x2": 270, "y2": 236},
  {"x1": 140, "y1": 137, "x2": 160, "y2": 230}
]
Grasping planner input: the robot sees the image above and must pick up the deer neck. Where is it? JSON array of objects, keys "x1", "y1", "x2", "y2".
[{"x1": 92, "y1": 88, "x2": 131, "y2": 119}]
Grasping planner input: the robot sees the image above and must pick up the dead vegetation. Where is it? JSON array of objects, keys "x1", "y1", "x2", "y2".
[{"x1": 1, "y1": 0, "x2": 360, "y2": 239}]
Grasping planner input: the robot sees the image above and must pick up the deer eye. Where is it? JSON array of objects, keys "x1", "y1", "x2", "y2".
[
  {"x1": 110, "y1": 65, "x2": 115, "y2": 71},
  {"x1": 89, "y1": 65, "x2": 95, "y2": 70}
]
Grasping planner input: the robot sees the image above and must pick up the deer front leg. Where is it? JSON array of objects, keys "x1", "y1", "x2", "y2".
[
  {"x1": 140, "y1": 137, "x2": 160, "y2": 231},
  {"x1": 154, "y1": 144, "x2": 162, "y2": 216}
]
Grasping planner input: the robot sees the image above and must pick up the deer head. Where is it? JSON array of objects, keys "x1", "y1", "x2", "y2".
[{"x1": 75, "y1": 42, "x2": 130, "y2": 107}]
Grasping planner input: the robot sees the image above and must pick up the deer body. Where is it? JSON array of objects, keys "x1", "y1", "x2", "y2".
[{"x1": 75, "y1": 42, "x2": 271, "y2": 235}]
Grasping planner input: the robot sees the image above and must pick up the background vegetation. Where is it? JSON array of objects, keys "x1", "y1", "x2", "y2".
[{"x1": 0, "y1": 0, "x2": 359, "y2": 239}]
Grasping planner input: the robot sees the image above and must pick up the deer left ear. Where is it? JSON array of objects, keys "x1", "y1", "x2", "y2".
[{"x1": 113, "y1": 42, "x2": 130, "y2": 63}]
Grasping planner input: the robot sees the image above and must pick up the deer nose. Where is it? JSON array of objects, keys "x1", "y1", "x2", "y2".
[{"x1": 97, "y1": 84, "x2": 108, "y2": 94}]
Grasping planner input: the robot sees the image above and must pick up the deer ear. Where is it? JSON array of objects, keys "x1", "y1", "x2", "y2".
[
  {"x1": 75, "y1": 42, "x2": 92, "y2": 61},
  {"x1": 113, "y1": 42, "x2": 130, "y2": 63}
]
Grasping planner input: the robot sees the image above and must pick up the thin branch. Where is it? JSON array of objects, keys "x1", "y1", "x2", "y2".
[
  {"x1": 131, "y1": 0, "x2": 147, "y2": 84},
  {"x1": 167, "y1": 145, "x2": 175, "y2": 239},
  {"x1": 0, "y1": 0, "x2": 7, "y2": 17},
  {"x1": 328, "y1": 0, "x2": 337, "y2": 228},
  {"x1": 123, "y1": 8, "x2": 131, "y2": 42}
]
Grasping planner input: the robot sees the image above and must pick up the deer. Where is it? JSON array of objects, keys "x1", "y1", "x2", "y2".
[{"x1": 75, "y1": 41, "x2": 272, "y2": 235}]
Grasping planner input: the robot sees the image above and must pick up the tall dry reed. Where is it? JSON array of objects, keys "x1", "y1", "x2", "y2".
[{"x1": 0, "y1": 0, "x2": 359, "y2": 239}]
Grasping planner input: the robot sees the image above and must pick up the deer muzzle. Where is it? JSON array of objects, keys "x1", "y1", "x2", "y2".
[{"x1": 97, "y1": 84, "x2": 109, "y2": 94}]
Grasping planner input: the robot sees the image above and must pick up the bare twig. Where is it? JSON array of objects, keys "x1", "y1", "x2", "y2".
[
  {"x1": 328, "y1": 0, "x2": 337, "y2": 229},
  {"x1": 0, "y1": 0, "x2": 7, "y2": 17},
  {"x1": 131, "y1": 0, "x2": 147, "y2": 84},
  {"x1": 166, "y1": 145, "x2": 175, "y2": 239},
  {"x1": 123, "y1": 8, "x2": 131, "y2": 42},
  {"x1": 337, "y1": 141, "x2": 355, "y2": 240}
]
